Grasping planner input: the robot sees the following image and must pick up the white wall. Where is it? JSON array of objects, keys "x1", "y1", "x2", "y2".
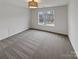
[
  {"x1": 30, "y1": 6, "x2": 68, "y2": 35},
  {"x1": 68, "y1": 0, "x2": 78, "y2": 55},
  {"x1": 0, "y1": 0, "x2": 30, "y2": 40}
]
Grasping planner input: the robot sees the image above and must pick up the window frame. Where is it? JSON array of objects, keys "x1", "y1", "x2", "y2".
[{"x1": 38, "y1": 10, "x2": 55, "y2": 27}]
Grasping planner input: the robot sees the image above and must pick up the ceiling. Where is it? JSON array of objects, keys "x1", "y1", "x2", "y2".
[
  {"x1": 5, "y1": 0, "x2": 69, "y2": 8},
  {"x1": 26, "y1": 0, "x2": 69, "y2": 8},
  {"x1": 39, "y1": 0, "x2": 69, "y2": 8}
]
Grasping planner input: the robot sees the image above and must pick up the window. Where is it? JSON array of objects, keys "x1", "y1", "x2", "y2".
[{"x1": 38, "y1": 10, "x2": 55, "y2": 26}]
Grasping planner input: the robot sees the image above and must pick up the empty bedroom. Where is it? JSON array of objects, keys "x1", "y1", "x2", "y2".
[{"x1": 0, "y1": 0, "x2": 78, "y2": 59}]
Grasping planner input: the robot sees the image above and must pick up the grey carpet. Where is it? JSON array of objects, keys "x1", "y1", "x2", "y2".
[{"x1": 0, "y1": 30, "x2": 77, "y2": 59}]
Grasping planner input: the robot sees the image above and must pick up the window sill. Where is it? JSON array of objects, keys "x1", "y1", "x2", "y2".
[{"x1": 38, "y1": 23, "x2": 55, "y2": 27}]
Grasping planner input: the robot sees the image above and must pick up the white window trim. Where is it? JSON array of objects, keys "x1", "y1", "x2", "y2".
[{"x1": 38, "y1": 10, "x2": 55, "y2": 27}]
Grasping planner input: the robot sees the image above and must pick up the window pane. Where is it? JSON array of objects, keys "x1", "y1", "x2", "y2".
[{"x1": 38, "y1": 10, "x2": 55, "y2": 26}]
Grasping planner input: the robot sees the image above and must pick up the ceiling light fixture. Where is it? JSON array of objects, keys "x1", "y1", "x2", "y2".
[{"x1": 28, "y1": 0, "x2": 38, "y2": 8}]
